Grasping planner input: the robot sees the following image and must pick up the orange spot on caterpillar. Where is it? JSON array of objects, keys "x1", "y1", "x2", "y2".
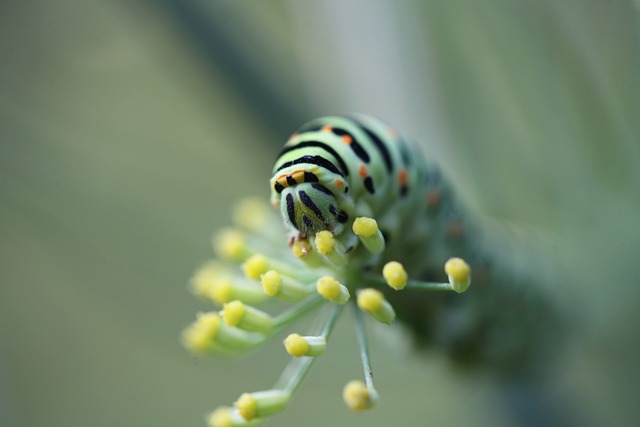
[
  {"x1": 341, "y1": 135, "x2": 353, "y2": 144},
  {"x1": 322, "y1": 125, "x2": 333, "y2": 133},
  {"x1": 335, "y1": 180, "x2": 344, "y2": 189},
  {"x1": 358, "y1": 165, "x2": 368, "y2": 178},
  {"x1": 291, "y1": 170, "x2": 306, "y2": 184},
  {"x1": 276, "y1": 169, "x2": 306, "y2": 188},
  {"x1": 426, "y1": 190, "x2": 440, "y2": 209},
  {"x1": 398, "y1": 169, "x2": 408, "y2": 186},
  {"x1": 277, "y1": 176, "x2": 289, "y2": 188}
]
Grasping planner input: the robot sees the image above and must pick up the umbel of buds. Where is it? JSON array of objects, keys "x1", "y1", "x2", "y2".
[{"x1": 183, "y1": 199, "x2": 471, "y2": 426}]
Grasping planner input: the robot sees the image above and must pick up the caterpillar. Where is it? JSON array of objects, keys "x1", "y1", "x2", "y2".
[
  {"x1": 185, "y1": 114, "x2": 557, "y2": 426},
  {"x1": 269, "y1": 113, "x2": 469, "y2": 276},
  {"x1": 267, "y1": 114, "x2": 554, "y2": 370}
]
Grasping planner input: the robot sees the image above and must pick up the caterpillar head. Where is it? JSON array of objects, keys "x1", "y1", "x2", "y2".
[{"x1": 276, "y1": 183, "x2": 348, "y2": 237}]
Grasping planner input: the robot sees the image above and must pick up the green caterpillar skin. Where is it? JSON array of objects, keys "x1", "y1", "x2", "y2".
[
  {"x1": 270, "y1": 114, "x2": 558, "y2": 375},
  {"x1": 269, "y1": 114, "x2": 471, "y2": 275}
]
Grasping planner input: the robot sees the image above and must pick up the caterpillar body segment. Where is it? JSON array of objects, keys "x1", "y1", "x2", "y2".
[{"x1": 270, "y1": 114, "x2": 470, "y2": 274}]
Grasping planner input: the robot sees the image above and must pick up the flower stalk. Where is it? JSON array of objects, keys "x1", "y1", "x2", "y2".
[{"x1": 183, "y1": 198, "x2": 472, "y2": 425}]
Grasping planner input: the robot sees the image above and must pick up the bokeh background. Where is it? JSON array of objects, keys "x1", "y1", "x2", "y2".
[{"x1": 1, "y1": 1, "x2": 639, "y2": 426}]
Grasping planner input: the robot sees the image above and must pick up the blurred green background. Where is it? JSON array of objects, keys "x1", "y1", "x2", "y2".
[{"x1": 1, "y1": 1, "x2": 639, "y2": 426}]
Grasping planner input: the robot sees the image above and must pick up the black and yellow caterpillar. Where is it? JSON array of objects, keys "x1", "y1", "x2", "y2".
[
  {"x1": 185, "y1": 114, "x2": 560, "y2": 426},
  {"x1": 269, "y1": 114, "x2": 554, "y2": 371},
  {"x1": 270, "y1": 113, "x2": 470, "y2": 276}
]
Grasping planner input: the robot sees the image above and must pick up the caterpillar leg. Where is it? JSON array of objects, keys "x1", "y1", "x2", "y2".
[{"x1": 287, "y1": 231, "x2": 308, "y2": 247}]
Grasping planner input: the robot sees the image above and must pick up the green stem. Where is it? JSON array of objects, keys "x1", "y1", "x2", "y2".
[
  {"x1": 353, "y1": 302, "x2": 375, "y2": 389},
  {"x1": 364, "y1": 274, "x2": 455, "y2": 292},
  {"x1": 273, "y1": 296, "x2": 323, "y2": 329},
  {"x1": 405, "y1": 280, "x2": 454, "y2": 291},
  {"x1": 320, "y1": 303, "x2": 342, "y2": 338},
  {"x1": 276, "y1": 356, "x2": 315, "y2": 394},
  {"x1": 275, "y1": 304, "x2": 343, "y2": 394}
]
